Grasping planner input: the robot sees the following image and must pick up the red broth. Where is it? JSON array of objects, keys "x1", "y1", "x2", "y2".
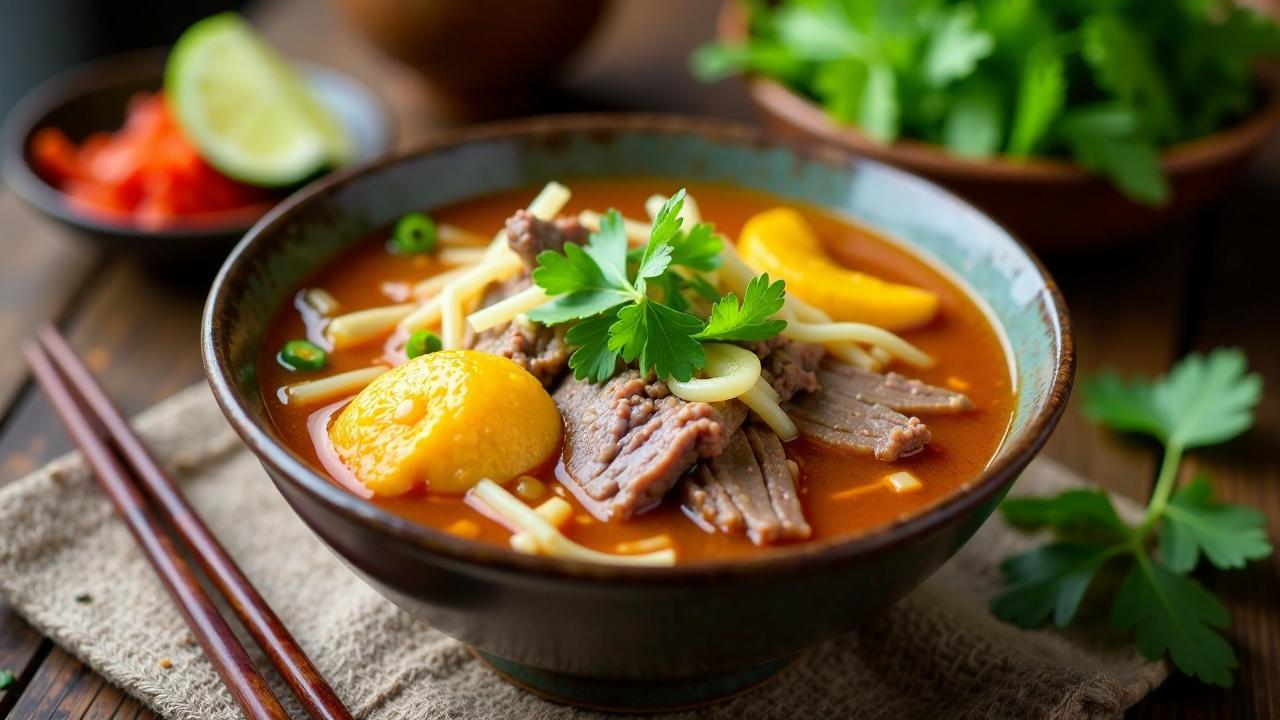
[{"x1": 259, "y1": 180, "x2": 1015, "y2": 563}]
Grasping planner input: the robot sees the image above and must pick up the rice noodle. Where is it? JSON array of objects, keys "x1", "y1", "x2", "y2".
[
  {"x1": 412, "y1": 266, "x2": 468, "y2": 299},
  {"x1": 472, "y1": 479, "x2": 676, "y2": 566},
  {"x1": 667, "y1": 343, "x2": 761, "y2": 403},
  {"x1": 327, "y1": 303, "x2": 416, "y2": 349},
  {"x1": 740, "y1": 378, "x2": 798, "y2": 441},
  {"x1": 440, "y1": 285, "x2": 465, "y2": 350},
  {"x1": 510, "y1": 496, "x2": 574, "y2": 554},
  {"x1": 784, "y1": 321, "x2": 933, "y2": 368},
  {"x1": 281, "y1": 365, "x2": 387, "y2": 406},
  {"x1": 753, "y1": 374, "x2": 780, "y2": 404},
  {"x1": 437, "y1": 223, "x2": 487, "y2": 247},
  {"x1": 426, "y1": 182, "x2": 570, "y2": 346},
  {"x1": 467, "y1": 285, "x2": 551, "y2": 333},
  {"x1": 436, "y1": 247, "x2": 489, "y2": 266}
]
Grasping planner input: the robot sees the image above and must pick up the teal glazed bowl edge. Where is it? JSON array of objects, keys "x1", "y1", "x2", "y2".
[{"x1": 202, "y1": 115, "x2": 1075, "y2": 682}]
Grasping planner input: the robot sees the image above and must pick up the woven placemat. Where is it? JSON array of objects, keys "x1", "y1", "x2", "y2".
[{"x1": 0, "y1": 384, "x2": 1166, "y2": 719}]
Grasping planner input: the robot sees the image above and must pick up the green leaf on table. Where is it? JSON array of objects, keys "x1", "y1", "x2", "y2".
[
  {"x1": 0, "y1": 669, "x2": 13, "y2": 690},
  {"x1": 1160, "y1": 475, "x2": 1272, "y2": 572},
  {"x1": 923, "y1": 3, "x2": 993, "y2": 87},
  {"x1": 566, "y1": 311, "x2": 623, "y2": 383},
  {"x1": 1000, "y1": 488, "x2": 1130, "y2": 542},
  {"x1": 1082, "y1": 347, "x2": 1262, "y2": 448},
  {"x1": 775, "y1": 4, "x2": 869, "y2": 61},
  {"x1": 1111, "y1": 556, "x2": 1236, "y2": 687},
  {"x1": 993, "y1": 541, "x2": 1120, "y2": 628},
  {"x1": 695, "y1": 274, "x2": 788, "y2": 342},
  {"x1": 1059, "y1": 104, "x2": 1168, "y2": 205}
]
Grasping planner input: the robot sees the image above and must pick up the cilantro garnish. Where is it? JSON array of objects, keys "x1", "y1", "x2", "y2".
[
  {"x1": 694, "y1": 1, "x2": 1280, "y2": 205},
  {"x1": 993, "y1": 348, "x2": 1268, "y2": 687},
  {"x1": 0, "y1": 669, "x2": 13, "y2": 691},
  {"x1": 530, "y1": 189, "x2": 787, "y2": 383}
]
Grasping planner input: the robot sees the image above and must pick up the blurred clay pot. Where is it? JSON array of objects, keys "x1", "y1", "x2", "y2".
[{"x1": 335, "y1": 0, "x2": 606, "y2": 109}]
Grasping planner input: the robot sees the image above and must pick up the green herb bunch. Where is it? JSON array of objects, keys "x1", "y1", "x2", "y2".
[
  {"x1": 994, "y1": 348, "x2": 1269, "y2": 686},
  {"x1": 529, "y1": 189, "x2": 788, "y2": 383},
  {"x1": 694, "y1": 0, "x2": 1280, "y2": 204}
]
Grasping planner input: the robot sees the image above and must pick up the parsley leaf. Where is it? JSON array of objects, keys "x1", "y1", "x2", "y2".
[
  {"x1": 668, "y1": 223, "x2": 723, "y2": 271},
  {"x1": 532, "y1": 189, "x2": 786, "y2": 382},
  {"x1": 583, "y1": 209, "x2": 633, "y2": 292},
  {"x1": 923, "y1": 4, "x2": 994, "y2": 88},
  {"x1": 694, "y1": 0, "x2": 1280, "y2": 203},
  {"x1": 1112, "y1": 555, "x2": 1236, "y2": 687},
  {"x1": 609, "y1": 301, "x2": 706, "y2": 382},
  {"x1": 1161, "y1": 476, "x2": 1272, "y2": 573},
  {"x1": 994, "y1": 348, "x2": 1267, "y2": 687},
  {"x1": 695, "y1": 274, "x2": 788, "y2": 342},
  {"x1": 1083, "y1": 347, "x2": 1261, "y2": 449},
  {"x1": 1080, "y1": 12, "x2": 1179, "y2": 141},
  {"x1": 1000, "y1": 489, "x2": 1129, "y2": 542},
  {"x1": 0, "y1": 669, "x2": 13, "y2": 690},
  {"x1": 1006, "y1": 41, "x2": 1065, "y2": 156},
  {"x1": 566, "y1": 311, "x2": 622, "y2": 383},
  {"x1": 943, "y1": 78, "x2": 1005, "y2": 158},
  {"x1": 994, "y1": 542, "x2": 1119, "y2": 628}
]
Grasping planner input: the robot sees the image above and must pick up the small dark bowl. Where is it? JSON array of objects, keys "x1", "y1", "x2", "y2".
[
  {"x1": 203, "y1": 115, "x2": 1074, "y2": 709},
  {"x1": 717, "y1": 1, "x2": 1280, "y2": 251},
  {"x1": 1, "y1": 49, "x2": 394, "y2": 265}
]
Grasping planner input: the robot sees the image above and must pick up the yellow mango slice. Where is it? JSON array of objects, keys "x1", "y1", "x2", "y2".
[
  {"x1": 738, "y1": 208, "x2": 939, "y2": 331},
  {"x1": 329, "y1": 350, "x2": 562, "y2": 496}
]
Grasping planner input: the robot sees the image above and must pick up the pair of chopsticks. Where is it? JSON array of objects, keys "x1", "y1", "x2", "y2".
[{"x1": 23, "y1": 325, "x2": 352, "y2": 720}]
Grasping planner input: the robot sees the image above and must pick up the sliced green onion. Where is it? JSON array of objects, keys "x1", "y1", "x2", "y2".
[
  {"x1": 406, "y1": 330, "x2": 442, "y2": 359},
  {"x1": 390, "y1": 212, "x2": 438, "y2": 255},
  {"x1": 279, "y1": 340, "x2": 327, "y2": 371}
]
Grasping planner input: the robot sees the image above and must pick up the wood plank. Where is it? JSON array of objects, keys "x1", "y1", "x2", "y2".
[
  {"x1": 0, "y1": 256, "x2": 207, "y2": 485},
  {"x1": 1131, "y1": 136, "x2": 1280, "y2": 720},
  {"x1": 0, "y1": 255, "x2": 203, "y2": 719},
  {"x1": 0, "y1": 191, "x2": 103, "y2": 423},
  {"x1": 1038, "y1": 232, "x2": 1194, "y2": 503}
]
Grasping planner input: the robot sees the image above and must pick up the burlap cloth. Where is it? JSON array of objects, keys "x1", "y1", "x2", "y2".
[{"x1": 0, "y1": 384, "x2": 1167, "y2": 719}]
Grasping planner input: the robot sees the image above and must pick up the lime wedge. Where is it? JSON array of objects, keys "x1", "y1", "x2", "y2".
[{"x1": 165, "y1": 13, "x2": 351, "y2": 187}]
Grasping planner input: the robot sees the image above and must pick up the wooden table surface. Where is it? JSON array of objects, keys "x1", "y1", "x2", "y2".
[{"x1": 1, "y1": 1, "x2": 1276, "y2": 718}]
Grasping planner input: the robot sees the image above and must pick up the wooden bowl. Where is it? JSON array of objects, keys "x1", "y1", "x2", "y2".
[
  {"x1": 333, "y1": 0, "x2": 607, "y2": 113},
  {"x1": 203, "y1": 114, "x2": 1074, "y2": 710},
  {"x1": 717, "y1": 1, "x2": 1280, "y2": 250}
]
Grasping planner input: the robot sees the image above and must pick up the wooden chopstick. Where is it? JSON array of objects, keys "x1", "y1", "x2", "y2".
[
  {"x1": 22, "y1": 339, "x2": 290, "y2": 720},
  {"x1": 34, "y1": 326, "x2": 352, "y2": 720}
]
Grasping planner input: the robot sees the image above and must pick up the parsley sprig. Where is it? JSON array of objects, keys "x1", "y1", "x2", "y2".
[
  {"x1": 529, "y1": 189, "x2": 787, "y2": 382},
  {"x1": 695, "y1": 1, "x2": 1280, "y2": 205},
  {"x1": 994, "y1": 348, "x2": 1269, "y2": 686}
]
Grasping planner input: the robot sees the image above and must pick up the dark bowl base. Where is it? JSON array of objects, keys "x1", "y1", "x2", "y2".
[{"x1": 469, "y1": 647, "x2": 795, "y2": 713}]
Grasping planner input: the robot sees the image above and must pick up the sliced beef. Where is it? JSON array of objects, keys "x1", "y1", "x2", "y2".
[
  {"x1": 467, "y1": 275, "x2": 570, "y2": 387},
  {"x1": 554, "y1": 372, "x2": 747, "y2": 519},
  {"x1": 740, "y1": 336, "x2": 825, "y2": 402},
  {"x1": 785, "y1": 391, "x2": 931, "y2": 461},
  {"x1": 817, "y1": 359, "x2": 974, "y2": 414},
  {"x1": 504, "y1": 209, "x2": 588, "y2": 267},
  {"x1": 681, "y1": 425, "x2": 811, "y2": 545}
]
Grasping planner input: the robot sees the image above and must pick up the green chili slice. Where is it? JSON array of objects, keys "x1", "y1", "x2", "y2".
[
  {"x1": 390, "y1": 212, "x2": 437, "y2": 255},
  {"x1": 406, "y1": 330, "x2": 442, "y2": 359},
  {"x1": 279, "y1": 339, "x2": 327, "y2": 371}
]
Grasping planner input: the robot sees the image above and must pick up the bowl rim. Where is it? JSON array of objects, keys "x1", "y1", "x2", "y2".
[
  {"x1": 716, "y1": 0, "x2": 1280, "y2": 184},
  {"x1": 202, "y1": 113, "x2": 1076, "y2": 584},
  {"x1": 0, "y1": 47, "x2": 395, "y2": 240}
]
